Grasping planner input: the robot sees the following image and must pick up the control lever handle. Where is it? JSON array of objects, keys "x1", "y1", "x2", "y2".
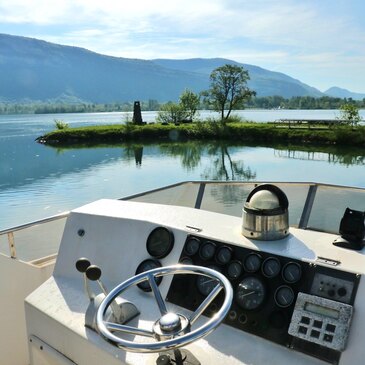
[
  {"x1": 75, "y1": 258, "x2": 91, "y2": 273},
  {"x1": 86, "y1": 265, "x2": 102, "y2": 281},
  {"x1": 76, "y1": 259, "x2": 140, "y2": 329},
  {"x1": 86, "y1": 265, "x2": 121, "y2": 320},
  {"x1": 76, "y1": 257, "x2": 95, "y2": 300}
]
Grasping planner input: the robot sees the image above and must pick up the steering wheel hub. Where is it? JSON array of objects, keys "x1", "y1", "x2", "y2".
[
  {"x1": 159, "y1": 313, "x2": 182, "y2": 332},
  {"x1": 153, "y1": 313, "x2": 190, "y2": 341}
]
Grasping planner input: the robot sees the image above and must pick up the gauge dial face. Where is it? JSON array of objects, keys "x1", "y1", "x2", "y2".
[
  {"x1": 243, "y1": 253, "x2": 262, "y2": 273},
  {"x1": 135, "y1": 259, "x2": 162, "y2": 292},
  {"x1": 262, "y1": 257, "x2": 281, "y2": 278},
  {"x1": 199, "y1": 241, "x2": 216, "y2": 261},
  {"x1": 216, "y1": 246, "x2": 233, "y2": 265},
  {"x1": 196, "y1": 265, "x2": 220, "y2": 296},
  {"x1": 184, "y1": 238, "x2": 201, "y2": 256},
  {"x1": 236, "y1": 276, "x2": 266, "y2": 310},
  {"x1": 227, "y1": 260, "x2": 243, "y2": 280},
  {"x1": 274, "y1": 285, "x2": 295, "y2": 308},
  {"x1": 146, "y1": 227, "x2": 174, "y2": 259},
  {"x1": 282, "y1": 262, "x2": 302, "y2": 283},
  {"x1": 179, "y1": 256, "x2": 193, "y2": 265}
]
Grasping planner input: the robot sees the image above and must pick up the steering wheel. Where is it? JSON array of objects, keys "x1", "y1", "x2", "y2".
[{"x1": 96, "y1": 264, "x2": 233, "y2": 353}]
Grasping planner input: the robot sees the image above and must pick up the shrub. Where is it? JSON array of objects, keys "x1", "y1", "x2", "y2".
[{"x1": 54, "y1": 119, "x2": 69, "y2": 130}]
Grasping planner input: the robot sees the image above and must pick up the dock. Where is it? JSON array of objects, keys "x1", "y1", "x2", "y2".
[{"x1": 273, "y1": 119, "x2": 348, "y2": 129}]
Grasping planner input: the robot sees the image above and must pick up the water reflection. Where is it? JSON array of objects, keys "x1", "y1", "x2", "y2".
[
  {"x1": 202, "y1": 144, "x2": 256, "y2": 181},
  {"x1": 125, "y1": 142, "x2": 257, "y2": 181},
  {"x1": 273, "y1": 145, "x2": 365, "y2": 166},
  {"x1": 3, "y1": 141, "x2": 365, "y2": 194}
]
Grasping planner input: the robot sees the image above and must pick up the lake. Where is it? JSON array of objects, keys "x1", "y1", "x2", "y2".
[{"x1": 1, "y1": 109, "x2": 365, "y2": 230}]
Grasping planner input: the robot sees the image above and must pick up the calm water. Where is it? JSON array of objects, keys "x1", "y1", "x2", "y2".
[{"x1": 1, "y1": 110, "x2": 365, "y2": 230}]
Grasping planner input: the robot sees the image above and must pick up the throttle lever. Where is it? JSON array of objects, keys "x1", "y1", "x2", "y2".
[
  {"x1": 75, "y1": 257, "x2": 95, "y2": 300},
  {"x1": 86, "y1": 265, "x2": 121, "y2": 321}
]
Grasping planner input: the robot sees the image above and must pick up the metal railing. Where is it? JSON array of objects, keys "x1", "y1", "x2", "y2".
[{"x1": 0, "y1": 212, "x2": 69, "y2": 259}]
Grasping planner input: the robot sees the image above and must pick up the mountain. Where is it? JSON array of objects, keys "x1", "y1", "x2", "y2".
[
  {"x1": 0, "y1": 34, "x2": 207, "y2": 103},
  {"x1": 324, "y1": 87, "x2": 365, "y2": 101},
  {"x1": 152, "y1": 58, "x2": 324, "y2": 98},
  {"x1": 0, "y1": 33, "x2": 324, "y2": 103}
]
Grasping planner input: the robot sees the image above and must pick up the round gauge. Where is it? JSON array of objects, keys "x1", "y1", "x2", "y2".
[
  {"x1": 274, "y1": 285, "x2": 295, "y2": 308},
  {"x1": 243, "y1": 253, "x2": 262, "y2": 273},
  {"x1": 179, "y1": 256, "x2": 193, "y2": 265},
  {"x1": 135, "y1": 259, "x2": 162, "y2": 292},
  {"x1": 262, "y1": 257, "x2": 281, "y2": 278},
  {"x1": 282, "y1": 262, "x2": 302, "y2": 284},
  {"x1": 236, "y1": 276, "x2": 266, "y2": 310},
  {"x1": 196, "y1": 265, "x2": 221, "y2": 296},
  {"x1": 199, "y1": 241, "x2": 216, "y2": 261},
  {"x1": 184, "y1": 237, "x2": 201, "y2": 256},
  {"x1": 216, "y1": 246, "x2": 233, "y2": 265},
  {"x1": 146, "y1": 227, "x2": 174, "y2": 259},
  {"x1": 227, "y1": 260, "x2": 243, "y2": 280}
]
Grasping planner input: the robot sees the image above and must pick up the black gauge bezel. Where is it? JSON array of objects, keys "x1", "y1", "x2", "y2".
[
  {"x1": 146, "y1": 226, "x2": 174, "y2": 259},
  {"x1": 135, "y1": 259, "x2": 162, "y2": 292},
  {"x1": 184, "y1": 237, "x2": 201, "y2": 256},
  {"x1": 215, "y1": 245, "x2": 233, "y2": 265},
  {"x1": 199, "y1": 241, "x2": 217, "y2": 261},
  {"x1": 282, "y1": 262, "x2": 302, "y2": 284},
  {"x1": 262, "y1": 257, "x2": 281, "y2": 278},
  {"x1": 226, "y1": 260, "x2": 243, "y2": 280},
  {"x1": 179, "y1": 256, "x2": 193, "y2": 265},
  {"x1": 274, "y1": 285, "x2": 295, "y2": 308},
  {"x1": 236, "y1": 276, "x2": 266, "y2": 310},
  {"x1": 196, "y1": 265, "x2": 221, "y2": 296},
  {"x1": 243, "y1": 252, "x2": 262, "y2": 273}
]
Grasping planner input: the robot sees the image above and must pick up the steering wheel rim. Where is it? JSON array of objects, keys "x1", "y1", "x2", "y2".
[{"x1": 96, "y1": 264, "x2": 233, "y2": 353}]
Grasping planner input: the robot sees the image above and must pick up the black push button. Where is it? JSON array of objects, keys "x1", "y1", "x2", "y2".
[
  {"x1": 298, "y1": 326, "x2": 308, "y2": 335},
  {"x1": 300, "y1": 316, "x2": 310, "y2": 325},
  {"x1": 324, "y1": 334, "x2": 333, "y2": 343},
  {"x1": 310, "y1": 330, "x2": 320, "y2": 338},
  {"x1": 313, "y1": 320, "x2": 323, "y2": 328},
  {"x1": 326, "y1": 323, "x2": 336, "y2": 333}
]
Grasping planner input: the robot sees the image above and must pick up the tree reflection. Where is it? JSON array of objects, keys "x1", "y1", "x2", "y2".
[
  {"x1": 273, "y1": 145, "x2": 365, "y2": 167},
  {"x1": 203, "y1": 145, "x2": 256, "y2": 181},
  {"x1": 158, "y1": 142, "x2": 205, "y2": 170}
]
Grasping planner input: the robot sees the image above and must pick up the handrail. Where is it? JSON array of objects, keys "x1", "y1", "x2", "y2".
[
  {"x1": 0, "y1": 211, "x2": 69, "y2": 235},
  {"x1": 0, "y1": 212, "x2": 69, "y2": 259}
]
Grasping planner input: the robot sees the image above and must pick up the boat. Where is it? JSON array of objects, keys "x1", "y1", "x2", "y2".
[{"x1": 1, "y1": 181, "x2": 364, "y2": 365}]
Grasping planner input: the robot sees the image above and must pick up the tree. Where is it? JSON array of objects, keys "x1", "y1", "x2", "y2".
[
  {"x1": 339, "y1": 103, "x2": 362, "y2": 127},
  {"x1": 157, "y1": 89, "x2": 200, "y2": 124},
  {"x1": 157, "y1": 102, "x2": 188, "y2": 124},
  {"x1": 179, "y1": 89, "x2": 200, "y2": 121},
  {"x1": 203, "y1": 64, "x2": 256, "y2": 120}
]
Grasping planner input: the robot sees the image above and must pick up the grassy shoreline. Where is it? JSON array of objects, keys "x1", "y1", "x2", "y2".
[{"x1": 37, "y1": 121, "x2": 365, "y2": 147}]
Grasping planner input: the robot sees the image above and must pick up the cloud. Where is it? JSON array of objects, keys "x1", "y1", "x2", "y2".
[{"x1": 1, "y1": 0, "x2": 365, "y2": 91}]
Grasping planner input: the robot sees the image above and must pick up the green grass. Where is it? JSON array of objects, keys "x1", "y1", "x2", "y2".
[{"x1": 37, "y1": 120, "x2": 365, "y2": 147}]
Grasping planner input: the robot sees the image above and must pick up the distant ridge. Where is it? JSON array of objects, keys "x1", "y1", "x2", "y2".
[
  {"x1": 152, "y1": 58, "x2": 324, "y2": 98},
  {"x1": 0, "y1": 33, "x2": 340, "y2": 103},
  {"x1": 324, "y1": 86, "x2": 365, "y2": 101}
]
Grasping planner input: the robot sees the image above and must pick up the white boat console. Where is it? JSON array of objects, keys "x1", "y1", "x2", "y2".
[{"x1": 24, "y1": 186, "x2": 365, "y2": 365}]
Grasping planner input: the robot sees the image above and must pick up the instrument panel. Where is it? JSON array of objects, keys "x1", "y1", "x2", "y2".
[{"x1": 165, "y1": 234, "x2": 360, "y2": 364}]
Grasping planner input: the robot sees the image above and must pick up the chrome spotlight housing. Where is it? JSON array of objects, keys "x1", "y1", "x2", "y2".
[{"x1": 242, "y1": 184, "x2": 289, "y2": 241}]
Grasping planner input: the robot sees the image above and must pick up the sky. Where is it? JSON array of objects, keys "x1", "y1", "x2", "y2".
[{"x1": 1, "y1": 0, "x2": 365, "y2": 93}]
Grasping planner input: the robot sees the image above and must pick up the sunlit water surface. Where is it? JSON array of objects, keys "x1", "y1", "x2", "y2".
[{"x1": 1, "y1": 110, "x2": 364, "y2": 229}]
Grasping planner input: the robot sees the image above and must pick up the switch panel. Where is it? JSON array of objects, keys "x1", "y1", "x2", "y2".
[{"x1": 289, "y1": 292, "x2": 353, "y2": 351}]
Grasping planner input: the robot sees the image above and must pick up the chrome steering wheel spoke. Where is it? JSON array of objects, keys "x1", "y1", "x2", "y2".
[
  {"x1": 148, "y1": 273, "x2": 168, "y2": 316},
  {"x1": 190, "y1": 282, "x2": 223, "y2": 325},
  {"x1": 105, "y1": 322, "x2": 154, "y2": 337}
]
